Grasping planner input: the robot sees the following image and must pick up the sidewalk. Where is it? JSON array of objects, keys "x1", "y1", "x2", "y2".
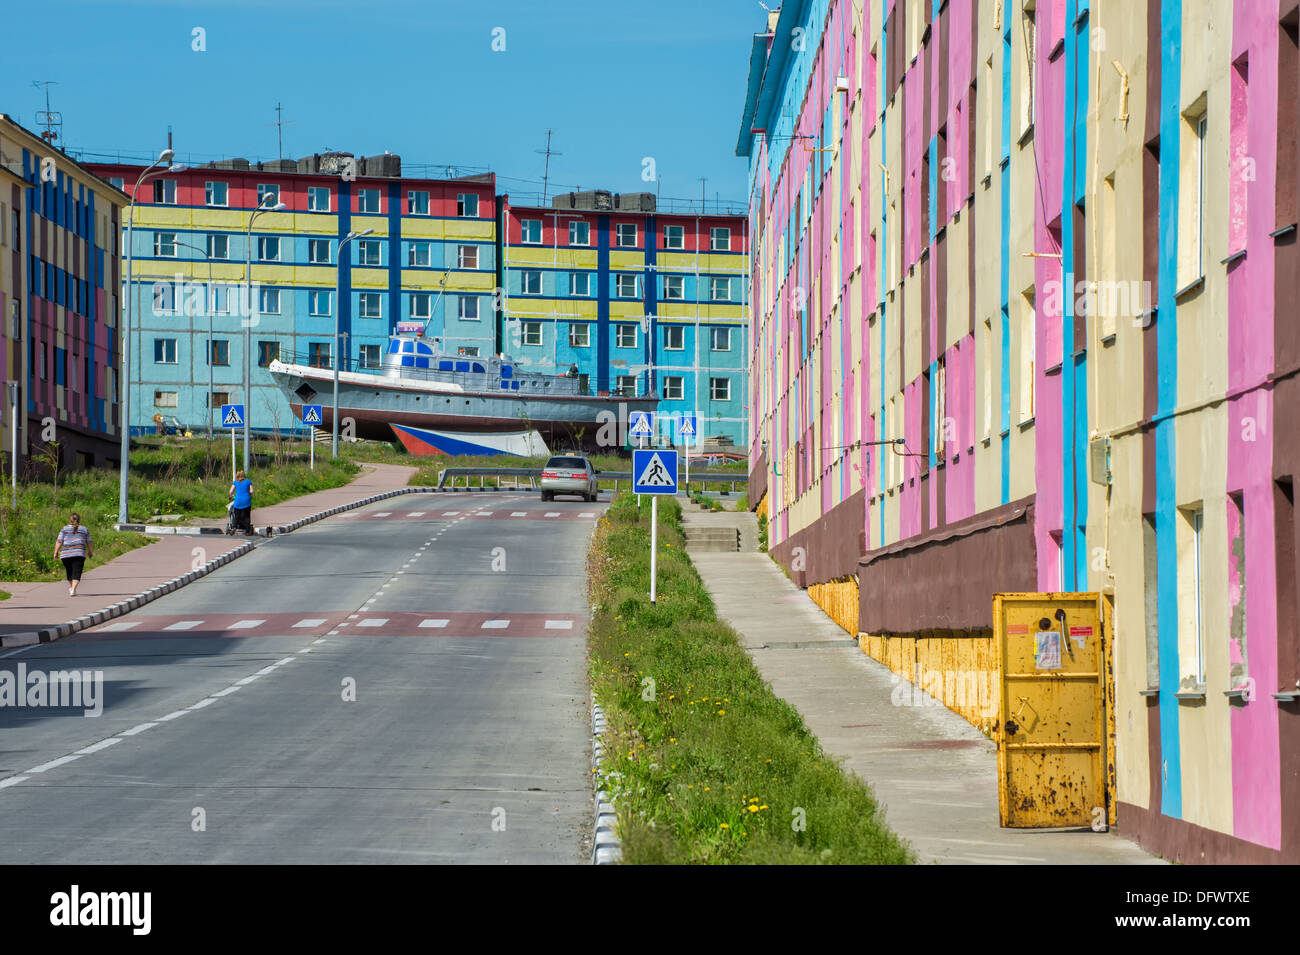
[
  {"x1": 0, "y1": 463, "x2": 418, "y2": 638},
  {"x1": 680, "y1": 507, "x2": 1162, "y2": 865}
]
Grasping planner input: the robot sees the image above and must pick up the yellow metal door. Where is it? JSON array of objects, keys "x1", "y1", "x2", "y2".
[{"x1": 995, "y1": 593, "x2": 1108, "y2": 828}]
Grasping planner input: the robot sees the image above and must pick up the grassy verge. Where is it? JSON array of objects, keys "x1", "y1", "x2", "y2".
[
  {"x1": 587, "y1": 493, "x2": 912, "y2": 864},
  {"x1": 0, "y1": 443, "x2": 361, "y2": 584}
]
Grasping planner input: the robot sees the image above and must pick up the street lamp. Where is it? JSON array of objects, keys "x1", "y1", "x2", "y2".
[
  {"x1": 118, "y1": 149, "x2": 186, "y2": 525},
  {"x1": 333, "y1": 229, "x2": 373, "y2": 459},
  {"x1": 171, "y1": 238, "x2": 216, "y2": 439},
  {"x1": 243, "y1": 193, "x2": 286, "y2": 471}
]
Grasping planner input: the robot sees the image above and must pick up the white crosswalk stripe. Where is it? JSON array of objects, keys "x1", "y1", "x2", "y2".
[
  {"x1": 407, "y1": 511, "x2": 426, "y2": 517},
  {"x1": 97, "y1": 621, "x2": 140, "y2": 632},
  {"x1": 481, "y1": 619, "x2": 510, "y2": 629},
  {"x1": 228, "y1": 619, "x2": 265, "y2": 630},
  {"x1": 545, "y1": 512, "x2": 561, "y2": 517},
  {"x1": 579, "y1": 512, "x2": 596, "y2": 517},
  {"x1": 374, "y1": 511, "x2": 392, "y2": 517},
  {"x1": 511, "y1": 511, "x2": 527, "y2": 517},
  {"x1": 419, "y1": 619, "x2": 450, "y2": 628},
  {"x1": 293, "y1": 618, "x2": 327, "y2": 628},
  {"x1": 544, "y1": 620, "x2": 574, "y2": 630},
  {"x1": 163, "y1": 620, "x2": 204, "y2": 631},
  {"x1": 358, "y1": 618, "x2": 389, "y2": 628},
  {"x1": 442, "y1": 511, "x2": 461, "y2": 516}
]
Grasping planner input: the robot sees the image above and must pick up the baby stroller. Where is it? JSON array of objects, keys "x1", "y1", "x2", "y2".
[{"x1": 226, "y1": 501, "x2": 253, "y2": 536}]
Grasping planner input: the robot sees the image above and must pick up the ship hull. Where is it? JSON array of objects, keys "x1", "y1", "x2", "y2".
[{"x1": 269, "y1": 362, "x2": 657, "y2": 448}]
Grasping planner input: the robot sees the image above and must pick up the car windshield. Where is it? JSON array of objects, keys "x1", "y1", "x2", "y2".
[{"x1": 547, "y1": 457, "x2": 587, "y2": 469}]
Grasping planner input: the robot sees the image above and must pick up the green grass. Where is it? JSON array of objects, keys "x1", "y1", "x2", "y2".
[
  {"x1": 587, "y1": 494, "x2": 913, "y2": 864},
  {"x1": 0, "y1": 443, "x2": 362, "y2": 583}
]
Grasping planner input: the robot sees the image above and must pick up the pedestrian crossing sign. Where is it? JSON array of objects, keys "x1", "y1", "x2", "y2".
[
  {"x1": 633, "y1": 449, "x2": 678, "y2": 494},
  {"x1": 302, "y1": 404, "x2": 323, "y2": 425},
  {"x1": 679, "y1": 415, "x2": 696, "y2": 438},
  {"x1": 220, "y1": 404, "x2": 245, "y2": 428},
  {"x1": 629, "y1": 411, "x2": 653, "y2": 437}
]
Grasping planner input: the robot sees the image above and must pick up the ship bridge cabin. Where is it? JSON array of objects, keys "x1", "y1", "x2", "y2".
[{"x1": 382, "y1": 336, "x2": 583, "y2": 395}]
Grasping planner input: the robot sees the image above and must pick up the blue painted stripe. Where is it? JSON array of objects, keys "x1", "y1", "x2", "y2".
[
  {"x1": 387, "y1": 182, "x2": 400, "y2": 336},
  {"x1": 644, "y1": 214, "x2": 658, "y2": 395},
  {"x1": 1156, "y1": 0, "x2": 1183, "y2": 819},
  {"x1": 596, "y1": 214, "x2": 610, "y2": 393},
  {"x1": 339, "y1": 179, "x2": 353, "y2": 344},
  {"x1": 999, "y1": 24, "x2": 1012, "y2": 506}
]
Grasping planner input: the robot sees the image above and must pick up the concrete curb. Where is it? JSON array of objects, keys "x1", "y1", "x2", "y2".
[
  {"x1": 0, "y1": 483, "x2": 473, "y2": 651},
  {"x1": 590, "y1": 699, "x2": 622, "y2": 865}
]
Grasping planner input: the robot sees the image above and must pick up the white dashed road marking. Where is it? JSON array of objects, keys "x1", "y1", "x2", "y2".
[
  {"x1": 358, "y1": 618, "x2": 389, "y2": 628},
  {"x1": 77, "y1": 738, "x2": 122, "y2": 755},
  {"x1": 163, "y1": 620, "x2": 204, "y2": 631},
  {"x1": 120, "y1": 722, "x2": 157, "y2": 736},
  {"x1": 419, "y1": 619, "x2": 450, "y2": 628},
  {"x1": 28, "y1": 755, "x2": 82, "y2": 773},
  {"x1": 481, "y1": 619, "x2": 510, "y2": 629},
  {"x1": 98, "y1": 621, "x2": 141, "y2": 632},
  {"x1": 294, "y1": 619, "x2": 327, "y2": 628},
  {"x1": 544, "y1": 620, "x2": 574, "y2": 630},
  {"x1": 228, "y1": 619, "x2": 265, "y2": 630}
]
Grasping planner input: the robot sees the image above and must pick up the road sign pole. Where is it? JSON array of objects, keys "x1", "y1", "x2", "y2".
[
  {"x1": 231, "y1": 426, "x2": 236, "y2": 480},
  {"x1": 685, "y1": 429, "x2": 691, "y2": 490},
  {"x1": 310, "y1": 430, "x2": 315, "y2": 471},
  {"x1": 638, "y1": 432, "x2": 643, "y2": 508},
  {"x1": 650, "y1": 494, "x2": 658, "y2": 604}
]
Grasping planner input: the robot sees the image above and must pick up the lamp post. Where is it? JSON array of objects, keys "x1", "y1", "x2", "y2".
[
  {"x1": 118, "y1": 149, "x2": 184, "y2": 525},
  {"x1": 172, "y1": 238, "x2": 215, "y2": 440},
  {"x1": 333, "y1": 229, "x2": 373, "y2": 458},
  {"x1": 244, "y1": 194, "x2": 286, "y2": 472}
]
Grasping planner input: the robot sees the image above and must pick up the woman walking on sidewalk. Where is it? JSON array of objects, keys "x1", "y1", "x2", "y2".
[
  {"x1": 53, "y1": 513, "x2": 93, "y2": 597},
  {"x1": 228, "y1": 469, "x2": 254, "y2": 536}
]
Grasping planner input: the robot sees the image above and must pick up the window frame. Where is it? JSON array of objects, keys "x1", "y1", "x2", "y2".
[
  {"x1": 521, "y1": 321, "x2": 543, "y2": 346},
  {"x1": 569, "y1": 323, "x2": 591, "y2": 348},
  {"x1": 358, "y1": 292, "x2": 382, "y2": 320},
  {"x1": 663, "y1": 325, "x2": 685, "y2": 350},
  {"x1": 709, "y1": 377, "x2": 731, "y2": 402},
  {"x1": 307, "y1": 186, "x2": 331, "y2": 213},
  {"x1": 663, "y1": 375, "x2": 685, "y2": 400},
  {"x1": 205, "y1": 181, "x2": 229, "y2": 207}
]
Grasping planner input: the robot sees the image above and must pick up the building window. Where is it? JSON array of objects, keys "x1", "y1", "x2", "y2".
[
  {"x1": 359, "y1": 292, "x2": 382, "y2": 319},
  {"x1": 358, "y1": 189, "x2": 380, "y2": 213},
  {"x1": 616, "y1": 273, "x2": 639, "y2": 298},
  {"x1": 108, "y1": 176, "x2": 125, "y2": 191},
  {"x1": 258, "y1": 236, "x2": 280, "y2": 262},
  {"x1": 616, "y1": 324, "x2": 638, "y2": 348},
  {"x1": 710, "y1": 227, "x2": 731, "y2": 251},
  {"x1": 154, "y1": 390, "x2": 179, "y2": 407},
  {"x1": 358, "y1": 239, "x2": 380, "y2": 266},
  {"x1": 458, "y1": 295, "x2": 480, "y2": 320},
  {"x1": 709, "y1": 377, "x2": 731, "y2": 401},
  {"x1": 664, "y1": 325, "x2": 684, "y2": 350},
  {"x1": 408, "y1": 241, "x2": 431, "y2": 267},
  {"x1": 207, "y1": 234, "x2": 229, "y2": 260},
  {"x1": 616, "y1": 223, "x2": 637, "y2": 247},
  {"x1": 521, "y1": 270, "x2": 542, "y2": 295},
  {"x1": 1179, "y1": 504, "x2": 1207, "y2": 689},
  {"x1": 359, "y1": 344, "x2": 381, "y2": 369},
  {"x1": 1018, "y1": 289, "x2": 1035, "y2": 422},
  {"x1": 933, "y1": 356, "x2": 947, "y2": 457},
  {"x1": 208, "y1": 339, "x2": 230, "y2": 366},
  {"x1": 154, "y1": 232, "x2": 178, "y2": 257},
  {"x1": 308, "y1": 342, "x2": 331, "y2": 368},
  {"x1": 616, "y1": 375, "x2": 637, "y2": 396},
  {"x1": 570, "y1": 272, "x2": 591, "y2": 296},
  {"x1": 209, "y1": 391, "x2": 230, "y2": 409},
  {"x1": 710, "y1": 327, "x2": 731, "y2": 351},
  {"x1": 664, "y1": 224, "x2": 684, "y2": 249},
  {"x1": 308, "y1": 238, "x2": 330, "y2": 264},
  {"x1": 664, "y1": 275, "x2": 684, "y2": 300},
  {"x1": 457, "y1": 245, "x2": 479, "y2": 269},
  {"x1": 309, "y1": 290, "x2": 332, "y2": 317},
  {"x1": 407, "y1": 190, "x2": 430, "y2": 215},
  {"x1": 569, "y1": 220, "x2": 590, "y2": 245},
  {"x1": 308, "y1": 186, "x2": 331, "y2": 212},
  {"x1": 259, "y1": 288, "x2": 280, "y2": 314},
  {"x1": 154, "y1": 338, "x2": 178, "y2": 364},
  {"x1": 1018, "y1": 3, "x2": 1035, "y2": 139},
  {"x1": 709, "y1": 276, "x2": 731, "y2": 301},
  {"x1": 1142, "y1": 514, "x2": 1160, "y2": 688},
  {"x1": 209, "y1": 285, "x2": 230, "y2": 314},
  {"x1": 664, "y1": 376, "x2": 684, "y2": 400},
  {"x1": 257, "y1": 184, "x2": 279, "y2": 207},
  {"x1": 521, "y1": 321, "x2": 542, "y2": 346},
  {"x1": 257, "y1": 341, "x2": 280, "y2": 367},
  {"x1": 152, "y1": 283, "x2": 176, "y2": 313},
  {"x1": 1228, "y1": 493, "x2": 1248, "y2": 688},
  {"x1": 411, "y1": 292, "x2": 432, "y2": 319},
  {"x1": 521, "y1": 219, "x2": 542, "y2": 244},
  {"x1": 205, "y1": 181, "x2": 228, "y2": 207},
  {"x1": 1178, "y1": 105, "x2": 1208, "y2": 288},
  {"x1": 153, "y1": 179, "x2": 177, "y2": 204},
  {"x1": 569, "y1": 323, "x2": 590, "y2": 347},
  {"x1": 981, "y1": 317, "x2": 993, "y2": 438},
  {"x1": 457, "y1": 193, "x2": 479, "y2": 217}
]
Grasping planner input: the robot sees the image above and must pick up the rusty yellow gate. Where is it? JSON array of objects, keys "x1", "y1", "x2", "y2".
[{"x1": 995, "y1": 593, "x2": 1111, "y2": 828}]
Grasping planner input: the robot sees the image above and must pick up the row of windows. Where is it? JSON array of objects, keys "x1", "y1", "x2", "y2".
[
  {"x1": 120, "y1": 178, "x2": 483, "y2": 218},
  {"x1": 514, "y1": 272, "x2": 735, "y2": 300},
  {"x1": 150, "y1": 285, "x2": 483, "y2": 321},
  {"x1": 514, "y1": 323, "x2": 732, "y2": 352},
  {"x1": 153, "y1": 374, "x2": 732, "y2": 407},
  {"x1": 517, "y1": 220, "x2": 734, "y2": 251},
  {"x1": 150, "y1": 233, "x2": 486, "y2": 269}
]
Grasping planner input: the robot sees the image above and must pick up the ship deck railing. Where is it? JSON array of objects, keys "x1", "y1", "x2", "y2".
[{"x1": 282, "y1": 354, "x2": 613, "y2": 397}]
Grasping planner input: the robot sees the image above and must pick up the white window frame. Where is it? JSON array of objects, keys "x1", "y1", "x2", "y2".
[
  {"x1": 207, "y1": 233, "x2": 229, "y2": 260},
  {"x1": 616, "y1": 375, "x2": 637, "y2": 396},
  {"x1": 358, "y1": 189, "x2": 381, "y2": 213},
  {"x1": 709, "y1": 377, "x2": 731, "y2": 401},
  {"x1": 569, "y1": 323, "x2": 591, "y2": 348},
  {"x1": 410, "y1": 292, "x2": 432, "y2": 319},
  {"x1": 154, "y1": 232, "x2": 178, "y2": 257},
  {"x1": 710, "y1": 326, "x2": 732, "y2": 351},
  {"x1": 407, "y1": 190, "x2": 430, "y2": 216},
  {"x1": 154, "y1": 338, "x2": 178, "y2": 364},
  {"x1": 616, "y1": 273, "x2": 640, "y2": 298},
  {"x1": 457, "y1": 245, "x2": 479, "y2": 269},
  {"x1": 664, "y1": 325, "x2": 685, "y2": 350},
  {"x1": 521, "y1": 321, "x2": 542, "y2": 346},
  {"x1": 521, "y1": 219, "x2": 542, "y2": 244},
  {"x1": 457, "y1": 193, "x2": 479, "y2": 217},
  {"x1": 458, "y1": 295, "x2": 480, "y2": 321},
  {"x1": 308, "y1": 186, "x2": 331, "y2": 213},
  {"x1": 616, "y1": 324, "x2": 638, "y2": 348},
  {"x1": 408, "y1": 241, "x2": 431, "y2": 267},
  {"x1": 664, "y1": 224, "x2": 684, "y2": 249},
  {"x1": 153, "y1": 179, "x2": 177, "y2": 204},
  {"x1": 358, "y1": 239, "x2": 380, "y2": 267},
  {"x1": 359, "y1": 344, "x2": 382, "y2": 369},
  {"x1": 569, "y1": 220, "x2": 590, "y2": 245},
  {"x1": 257, "y1": 236, "x2": 280, "y2": 262},
  {"x1": 259, "y1": 287, "x2": 280, "y2": 314},
  {"x1": 710, "y1": 276, "x2": 731, "y2": 301},
  {"x1": 521, "y1": 270, "x2": 542, "y2": 295},
  {"x1": 309, "y1": 290, "x2": 331, "y2": 317},
  {"x1": 256, "y1": 184, "x2": 279, "y2": 207},
  {"x1": 616, "y1": 223, "x2": 637, "y2": 247},
  {"x1": 710, "y1": 227, "x2": 731, "y2": 251},
  {"x1": 570, "y1": 271, "x2": 591, "y2": 297},
  {"x1": 663, "y1": 376, "x2": 684, "y2": 400},
  {"x1": 205, "y1": 181, "x2": 228, "y2": 207},
  {"x1": 308, "y1": 238, "x2": 331, "y2": 265},
  {"x1": 664, "y1": 275, "x2": 685, "y2": 300},
  {"x1": 359, "y1": 292, "x2": 382, "y2": 319}
]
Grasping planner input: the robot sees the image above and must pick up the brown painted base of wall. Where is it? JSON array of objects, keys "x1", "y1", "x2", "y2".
[
  {"x1": 24, "y1": 416, "x2": 120, "y2": 472},
  {"x1": 770, "y1": 489, "x2": 865, "y2": 587},
  {"x1": 1116, "y1": 801, "x2": 1289, "y2": 864}
]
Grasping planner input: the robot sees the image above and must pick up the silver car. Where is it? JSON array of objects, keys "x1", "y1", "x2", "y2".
[{"x1": 540, "y1": 454, "x2": 599, "y2": 502}]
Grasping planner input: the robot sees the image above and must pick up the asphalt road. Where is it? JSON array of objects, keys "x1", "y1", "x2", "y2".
[{"x1": 0, "y1": 491, "x2": 602, "y2": 864}]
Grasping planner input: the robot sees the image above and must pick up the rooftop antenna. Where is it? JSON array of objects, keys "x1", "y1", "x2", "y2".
[
  {"x1": 32, "y1": 80, "x2": 62, "y2": 146},
  {"x1": 536, "y1": 130, "x2": 562, "y2": 205},
  {"x1": 267, "y1": 102, "x2": 294, "y2": 160}
]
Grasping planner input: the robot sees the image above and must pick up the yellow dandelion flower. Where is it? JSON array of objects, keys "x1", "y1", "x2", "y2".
[
  {"x1": 717, "y1": 709, "x2": 725, "y2": 716},
  {"x1": 747, "y1": 805, "x2": 759, "y2": 813},
  {"x1": 719, "y1": 823, "x2": 730, "y2": 829},
  {"x1": 759, "y1": 805, "x2": 769, "y2": 810}
]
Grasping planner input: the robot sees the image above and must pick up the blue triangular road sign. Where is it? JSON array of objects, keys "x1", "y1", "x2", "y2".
[
  {"x1": 221, "y1": 405, "x2": 244, "y2": 427},
  {"x1": 303, "y1": 405, "x2": 322, "y2": 425}
]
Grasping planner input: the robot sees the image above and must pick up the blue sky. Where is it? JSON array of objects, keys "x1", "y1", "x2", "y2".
[{"x1": 2, "y1": 0, "x2": 763, "y2": 209}]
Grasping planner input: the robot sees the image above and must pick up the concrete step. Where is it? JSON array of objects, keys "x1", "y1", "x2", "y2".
[{"x1": 683, "y1": 528, "x2": 741, "y2": 552}]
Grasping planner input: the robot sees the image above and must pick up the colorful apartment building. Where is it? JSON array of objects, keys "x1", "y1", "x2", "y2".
[
  {"x1": 85, "y1": 156, "x2": 497, "y2": 436},
  {"x1": 1, "y1": 114, "x2": 126, "y2": 472},
  {"x1": 500, "y1": 193, "x2": 750, "y2": 447},
  {"x1": 739, "y1": 0, "x2": 1299, "y2": 863}
]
